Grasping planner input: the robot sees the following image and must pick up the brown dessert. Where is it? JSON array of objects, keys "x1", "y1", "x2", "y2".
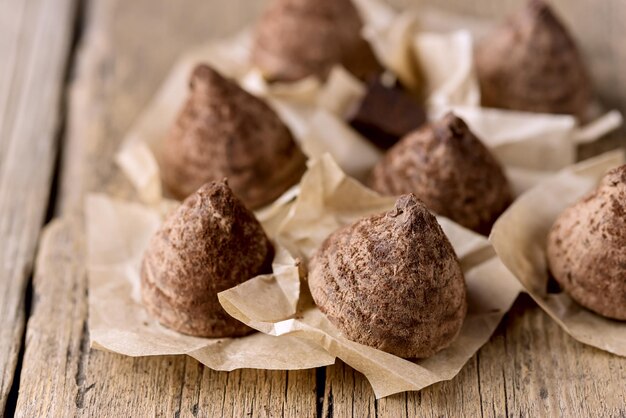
[
  {"x1": 141, "y1": 180, "x2": 273, "y2": 337},
  {"x1": 309, "y1": 194, "x2": 467, "y2": 358},
  {"x1": 547, "y1": 164, "x2": 626, "y2": 320},
  {"x1": 251, "y1": 0, "x2": 383, "y2": 82},
  {"x1": 369, "y1": 113, "x2": 512, "y2": 234},
  {"x1": 161, "y1": 64, "x2": 307, "y2": 209},
  {"x1": 475, "y1": 0, "x2": 593, "y2": 120}
]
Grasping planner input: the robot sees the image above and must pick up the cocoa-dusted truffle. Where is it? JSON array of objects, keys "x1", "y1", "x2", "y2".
[
  {"x1": 347, "y1": 78, "x2": 426, "y2": 150},
  {"x1": 547, "y1": 165, "x2": 626, "y2": 320},
  {"x1": 161, "y1": 64, "x2": 307, "y2": 209},
  {"x1": 251, "y1": 0, "x2": 383, "y2": 83},
  {"x1": 369, "y1": 113, "x2": 512, "y2": 234},
  {"x1": 141, "y1": 180, "x2": 273, "y2": 337},
  {"x1": 309, "y1": 194, "x2": 466, "y2": 358},
  {"x1": 475, "y1": 0, "x2": 592, "y2": 120}
]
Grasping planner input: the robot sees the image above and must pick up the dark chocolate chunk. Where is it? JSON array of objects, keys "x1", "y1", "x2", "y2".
[{"x1": 347, "y1": 78, "x2": 426, "y2": 149}]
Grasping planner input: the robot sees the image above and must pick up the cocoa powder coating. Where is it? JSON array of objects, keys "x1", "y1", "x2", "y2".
[
  {"x1": 547, "y1": 164, "x2": 626, "y2": 320},
  {"x1": 161, "y1": 64, "x2": 307, "y2": 209},
  {"x1": 308, "y1": 194, "x2": 467, "y2": 358},
  {"x1": 475, "y1": 0, "x2": 592, "y2": 120},
  {"x1": 251, "y1": 0, "x2": 383, "y2": 83},
  {"x1": 141, "y1": 180, "x2": 273, "y2": 337},
  {"x1": 369, "y1": 113, "x2": 512, "y2": 234}
]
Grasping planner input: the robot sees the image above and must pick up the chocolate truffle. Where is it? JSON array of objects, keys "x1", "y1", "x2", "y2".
[
  {"x1": 141, "y1": 180, "x2": 273, "y2": 337},
  {"x1": 347, "y1": 78, "x2": 426, "y2": 149},
  {"x1": 161, "y1": 64, "x2": 307, "y2": 209},
  {"x1": 475, "y1": 0, "x2": 592, "y2": 120},
  {"x1": 369, "y1": 113, "x2": 512, "y2": 234},
  {"x1": 309, "y1": 194, "x2": 466, "y2": 358},
  {"x1": 547, "y1": 164, "x2": 626, "y2": 320},
  {"x1": 251, "y1": 0, "x2": 383, "y2": 83}
]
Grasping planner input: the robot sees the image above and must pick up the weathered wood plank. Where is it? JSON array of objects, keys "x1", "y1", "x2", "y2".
[
  {"x1": 12, "y1": 218, "x2": 86, "y2": 417},
  {"x1": 498, "y1": 295, "x2": 626, "y2": 417},
  {"x1": 0, "y1": 0, "x2": 78, "y2": 413}
]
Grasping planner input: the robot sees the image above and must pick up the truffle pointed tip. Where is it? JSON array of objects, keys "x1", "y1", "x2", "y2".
[
  {"x1": 436, "y1": 113, "x2": 469, "y2": 138},
  {"x1": 196, "y1": 179, "x2": 229, "y2": 193},
  {"x1": 193, "y1": 180, "x2": 237, "y2": 205},
  {"x1": 524, "y1": 0, "x2": 562, "y2": 28},
  {"x1": 395, "y1": 193, "x2": 420, "y2": 210},
  {"x1": 441, "y1": 111, "x2": 462, "y2": 123},
  {"x1": 190, "y1": 64, "x2": 226, "y2": 91},
  {"x1": 527, "y1": 0, "x2": 550, "y2": 14},
  {"x1": 603, "y1": 164, "x2": 626, "y2": 186},
  {"x1": 388, "y1": 194, "x2": 428, "y2": 219}
]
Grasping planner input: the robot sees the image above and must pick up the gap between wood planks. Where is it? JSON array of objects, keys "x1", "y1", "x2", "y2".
[{"x1": 3, "y1": 0, "x2": 87, "y2": 415}]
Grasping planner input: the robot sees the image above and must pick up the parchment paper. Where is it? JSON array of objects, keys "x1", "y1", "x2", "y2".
[
  {"x1": 490, "y1": 150, "x2": 626, "y2": 356},
  {"x1": 95, "y1": 0, "x2": 624, "y2": 388},
  {"x1": 219, "y1": 154, "x2": 523, "y2": 398},
  {"x1": 85, "y1": 193, "x2": 335, "y2": 370}
]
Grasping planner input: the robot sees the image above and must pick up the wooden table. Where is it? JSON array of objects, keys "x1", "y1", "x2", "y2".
[{"x1": 2, "y1": 0, "x2": 625, "y2": 416}]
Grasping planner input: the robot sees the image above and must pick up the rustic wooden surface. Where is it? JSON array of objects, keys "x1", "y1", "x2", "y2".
[
  {"x1": 0, "y1": 0, "x2": 78, "y2": 412},
  {"x1": 2, "y1": 0, "x2": 625, "y2": 416}
]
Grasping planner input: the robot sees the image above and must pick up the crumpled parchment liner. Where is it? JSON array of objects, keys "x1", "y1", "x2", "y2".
[
  {"x1": 490, "y1": 150, "x2": 626, "y2": 356},
  {"x1": 115, "y1": 0, "x2": 622, "y2": 206},
  {"x1": 218, "y1": 154, "x2": 523, "y2": 398},
  {"x1": 84, "y1": 193, "x2": 335, "y2": 370}
]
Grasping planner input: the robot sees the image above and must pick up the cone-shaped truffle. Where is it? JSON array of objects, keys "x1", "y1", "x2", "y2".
[
  {"x1": 309, "y1": 194, "x2": 466, "y2": 358},
  {"x1": 251, "y1": 0, "x2": 383, "y2": 82},
  {"x1": 369, "y1": 113, "x2": 512, "y2": 234},
  {"x1": 475, "y1": 0, "x2": 592, "y2": 120},
  {"x1": 161, "y1": 64, "x2": 307, "y2": 209},
  {"x1": 547, "y1": 165, "x2": 626, "y2": 320},
  {"x1": 141, "y1": 180, "x2": 273, "y2": 337}
]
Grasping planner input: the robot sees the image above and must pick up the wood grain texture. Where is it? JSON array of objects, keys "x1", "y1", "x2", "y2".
[
  {"x1": 11, "y1": 0, "x2": 626, "y2": 416},
  {"x1": 13, "y1": 218, "x2": 86, "y2": 416},
  {"x1": 0, "y1": 0, "x2": 78, "y2": 413}
]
